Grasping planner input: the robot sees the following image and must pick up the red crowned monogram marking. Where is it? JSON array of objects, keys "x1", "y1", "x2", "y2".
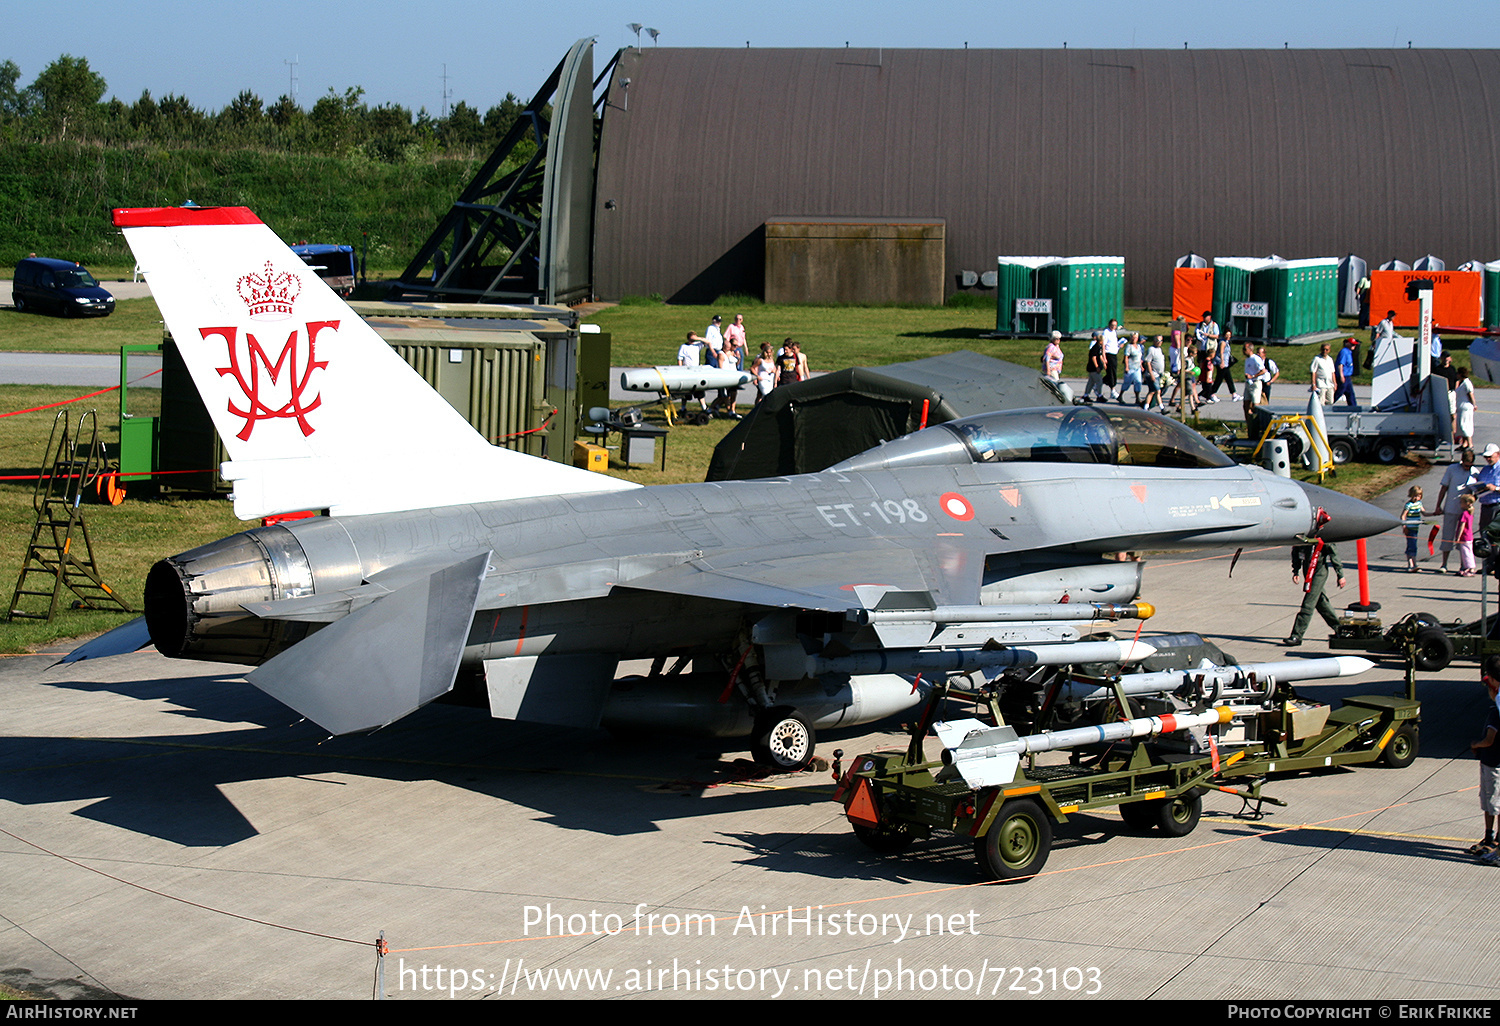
[{"x1": 204, "y1": 321, "x2": 334, "y2": 440}]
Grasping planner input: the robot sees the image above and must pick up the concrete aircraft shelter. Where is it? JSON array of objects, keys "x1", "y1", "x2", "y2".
[{"x1": 591, "y1": 47, "x2": 1500, "y2": 308}]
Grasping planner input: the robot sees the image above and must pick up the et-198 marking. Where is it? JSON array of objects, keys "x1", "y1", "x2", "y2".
[{"x1": 817, "y1": 499, "x2": 932, "y2": 530}]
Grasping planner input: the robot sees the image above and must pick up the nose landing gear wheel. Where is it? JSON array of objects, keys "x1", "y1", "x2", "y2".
[{"x1": 751, "y1": 708, "x2": 815, "y2": 771}]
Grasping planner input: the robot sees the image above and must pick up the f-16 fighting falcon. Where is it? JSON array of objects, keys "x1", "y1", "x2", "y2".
[{"x1": 82, "y1": 205, "x2": 1396, "y2": 770}]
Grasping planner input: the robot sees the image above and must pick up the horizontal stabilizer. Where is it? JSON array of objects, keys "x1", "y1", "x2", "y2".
[{"x1": 246, "y1": 551, "x2": 490, "y2": 733}]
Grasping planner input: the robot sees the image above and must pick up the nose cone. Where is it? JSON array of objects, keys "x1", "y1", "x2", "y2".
[{"x1": 1297, "y1": 481, "x2": 1400, "y2": 541}]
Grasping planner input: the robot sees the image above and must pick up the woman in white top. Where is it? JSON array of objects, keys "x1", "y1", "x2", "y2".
[
  {"x1": 1456, "y1": 367, "x2": 1476, "y2": 448},
  {"x1": 752, "y1": 343, "x2": 777, "y2": 404}
]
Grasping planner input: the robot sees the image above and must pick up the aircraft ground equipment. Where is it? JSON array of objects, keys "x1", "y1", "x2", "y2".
[
  {"x1": 836, "y1": 672, "x2": 1419, "y2": 882},
  {"x1": 1327, "y1": 609, "x2": 1500, "y2": 683},
  {"x1": 8, "y1": 410, "x2": 133, "y2": 621},
  {"x1": 1250, "y1": 413, "x2": 1335, "y2": 480}
]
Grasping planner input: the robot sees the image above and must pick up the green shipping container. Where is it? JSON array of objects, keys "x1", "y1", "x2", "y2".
[
  {"x1": 1035, "y1": 256, "x2": 1124, "y2": 335},
  {"x1": 994, "y1": 256, "x2": 1058, "y2": 335}
]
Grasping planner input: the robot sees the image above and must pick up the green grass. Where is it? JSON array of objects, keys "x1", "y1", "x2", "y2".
[
  {"x1": 0, "y1": 385, "x2": 243, "y2": 653},
  {"x1": 0, "y1": 296, "x2": 165, "y2": 353},
  {"x1": 584, "y1": 304, "x2": 1435, "y2": 392},
  {"x1": 589, "y1": 301, "x2": 1028, "y2": 375}
]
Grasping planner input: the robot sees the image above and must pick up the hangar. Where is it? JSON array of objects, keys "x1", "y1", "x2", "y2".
[
  {"x1": 593, "y1": 46, "x2": 1500, "y2": 308},
  {"x1": 400, "y1": 44, "x2": 1500, "y2": 310}
]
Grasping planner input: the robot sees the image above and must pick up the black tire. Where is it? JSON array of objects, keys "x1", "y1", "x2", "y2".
[
  {"x1": 853, "y1": 822, "x2": 916, "y2": 853},
  {"x1": 1118, "y1": 800, "x2": 1155, "y2": 831},
  {"x1": 1382, "y1": 723, "x2": 1419, "y2": 769},
  {"x1": 751, "y1": 708, "x2": 815, "y2": 771},
  {"x1": 1412, "y1": 626, "x2": 1454, "y2": 672},
  {"x1": 974, "y1": 798, "x2": 1052, "y2": 881},
  {"x1": 1412, "y1": 611, "x2": 1442, "y2": 628},
  {"x1": 1375, "y1": 441, "x2": 1400, "y2": 464},
  {"x1": 1329, "y1": 439, "x2": 1356, "y2": 465},
  {"x1": 12, "y1": 294, "x2": 24, "y2": 312},
  {"x1": 1151, "y1": 790, "x2": 1203, "y2": 837}
]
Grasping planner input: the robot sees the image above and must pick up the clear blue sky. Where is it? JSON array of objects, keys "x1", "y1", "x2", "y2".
[{"x1": 7, "y1": 0, "x2": 1496, "y2": 114}]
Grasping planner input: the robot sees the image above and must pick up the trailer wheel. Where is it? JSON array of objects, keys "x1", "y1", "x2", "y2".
[
  {"x1": 853, "y1": 822, "x2": 916, "y2": 853},
  {"x1": 1412, "y1": 627, "x2": 1454, "y2": 672},
  {"x1": 975, "y1": 798, "x2": 1052, "y2": 881},
  {"x1": 1329, "y1": 439, "x2": 1356, "y2": 465},
  {"x1": 1381, "y1": 723, "x2": 1419, "y2": 769},
  {"x1": 1375, "y1": 441, "x2": 1401, "y2": 464},
  {"x1": 1151, "y1": 790, "x2": 1203, "y2": 837},
  {"x1": 751, "y1": 708, "x2": 815, "y2": 771},
  {"x1": 1118, "y1": 800, "x2": 1156, "y2": 831}
]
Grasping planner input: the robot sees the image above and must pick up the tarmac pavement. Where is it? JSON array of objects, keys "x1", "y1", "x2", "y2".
[{"x1": 2, "y1": 464, "x2": 1498, "y2": 1002}]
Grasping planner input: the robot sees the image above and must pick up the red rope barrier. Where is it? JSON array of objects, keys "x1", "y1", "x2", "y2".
[{"x1": 0, "y1": 368, "x2": 162, "y2": 419}]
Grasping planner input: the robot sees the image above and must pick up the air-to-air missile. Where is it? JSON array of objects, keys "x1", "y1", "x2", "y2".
[
  {"x1": 1053, "y1": 654, "x2": 1376, "y2": 705},
  {"x1": 933, "y1": 655, "x2": 1376, "y2": 787},
  {"x1": 935, "y1": 705, "x2": 1238, "y2": 787}
]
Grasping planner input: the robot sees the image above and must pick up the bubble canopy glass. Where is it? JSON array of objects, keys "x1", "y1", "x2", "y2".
[{"x1": 833, "y1": 406, "x2": 1235, "y2": 473}]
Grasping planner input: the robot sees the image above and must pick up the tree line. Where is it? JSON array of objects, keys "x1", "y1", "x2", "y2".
[{"x1": 0, "y1": 54, "x2": 536, "y2": 163}]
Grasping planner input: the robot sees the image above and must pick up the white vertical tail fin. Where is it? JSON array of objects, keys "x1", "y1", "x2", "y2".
[{"x1": 113, "y1": 206, "x2": 635, "y2": 519}]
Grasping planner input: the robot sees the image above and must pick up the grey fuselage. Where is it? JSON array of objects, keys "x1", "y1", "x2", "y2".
[{"x1": 145, "y1": 409, "x2": 1395, "y2": 738}]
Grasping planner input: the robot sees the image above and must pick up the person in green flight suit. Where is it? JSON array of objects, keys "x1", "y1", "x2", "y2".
[{"x1": 1285, "y1": 507, "x2": 1345, "y2": 647}]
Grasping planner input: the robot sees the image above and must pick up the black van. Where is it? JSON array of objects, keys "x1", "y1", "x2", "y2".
[{"x1": 11, "y1": 257, "x2": 115, "y2": 317}]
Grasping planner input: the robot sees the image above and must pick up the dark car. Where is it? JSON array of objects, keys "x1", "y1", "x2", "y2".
[{"x1": 11, "y1": 257, "x2": 115, "y2": 317}]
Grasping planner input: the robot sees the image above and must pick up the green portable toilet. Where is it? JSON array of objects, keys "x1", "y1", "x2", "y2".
[
  {"x1": 1251, "y1": 258, "x2": 1337, "y2": 341},
  {"x1": 1211, "y1": 258, "x2": 1272, "y2": 336},
  {"x1": 1036, "y1": 256, "x2": 1123, "y2": 335},
  {"x1": 994, "y1": 256, "x2": 1059, "y2": 335},
  {"x1": 1485, "y1": 260, "x2": 1500, "y2": 329}
]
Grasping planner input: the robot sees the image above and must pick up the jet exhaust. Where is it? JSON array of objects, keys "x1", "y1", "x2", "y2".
[{"x1": 144, "y1": 526, "x2": 318, "y2": 665}]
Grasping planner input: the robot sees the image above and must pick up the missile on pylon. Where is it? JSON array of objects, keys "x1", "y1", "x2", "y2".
[
  {"x1": 845, "y1": 601, "x2": 1154, "y2": 648},
  {"x1": 847, "y1": 601, "x2": 1155, "y2": 626},
  {"x1": 802, "y1": 638, "x2": 1156, "y2": 679},
  {"x1": 934, "y1": 705, "x2": 1236, "y2": 788}
]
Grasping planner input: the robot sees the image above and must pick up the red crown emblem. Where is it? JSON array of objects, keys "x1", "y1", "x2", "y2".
[{"x1": 236, "y1": 262, "x2": 302, "y2": 320}]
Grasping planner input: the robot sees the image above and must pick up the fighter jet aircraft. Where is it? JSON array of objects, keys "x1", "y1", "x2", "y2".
[{"x1": 102, "y1": 205, "x2": 1396, "y2": 770}]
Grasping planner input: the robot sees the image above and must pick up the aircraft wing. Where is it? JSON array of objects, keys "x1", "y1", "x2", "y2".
[{"x1": 617, "y1": 535, "x2": 986, "y2": 611}]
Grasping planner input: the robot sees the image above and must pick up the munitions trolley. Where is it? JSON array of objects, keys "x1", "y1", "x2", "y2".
[{"x1": 835, "y1": 674, "x2": 1420, "y2": 881}]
